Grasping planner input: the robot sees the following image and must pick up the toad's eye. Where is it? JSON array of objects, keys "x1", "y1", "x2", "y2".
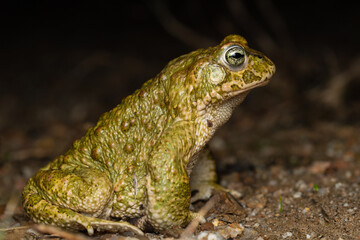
[{"x1": 223, "y1": 45, "x2": 246, "y2": 71}]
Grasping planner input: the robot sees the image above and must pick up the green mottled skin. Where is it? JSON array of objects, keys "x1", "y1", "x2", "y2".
[{"x1": 22, "y1": 35, "x2": 275, "y2": 235}]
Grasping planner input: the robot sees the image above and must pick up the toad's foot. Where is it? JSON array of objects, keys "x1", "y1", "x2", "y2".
[
  {"x1": 25, "y1": 192, "x2": 143, "y2": 236},
  {"x1": 23, "y1": 176, "x2": 143, "y2": 236},
  {"x1": 190, "y1": 148, "x2": 241, "y2": 202},
  {"x1": 84, "y1": 217, "x2": 144, "y2": 236},
  {"x1": 191, "y1": 181, "x2": 242, "y2": 203}
]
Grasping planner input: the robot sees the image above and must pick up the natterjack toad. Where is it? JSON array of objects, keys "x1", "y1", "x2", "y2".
[{"x1": 22, "y1": 35, "x2": 275, "y2": 235}]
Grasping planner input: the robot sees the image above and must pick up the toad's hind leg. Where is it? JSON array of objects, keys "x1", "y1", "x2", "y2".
[
  {"x1": 22, "y1": 168, "x2": 143, "y2": 235},
  {"x1": 190, "y1": 148, "x2": 241, "y2": 203}
]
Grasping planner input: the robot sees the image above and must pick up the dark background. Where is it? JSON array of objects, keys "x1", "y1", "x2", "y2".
[{"x1": 1, "y1": 0, "x2": 359, "y2": 132}]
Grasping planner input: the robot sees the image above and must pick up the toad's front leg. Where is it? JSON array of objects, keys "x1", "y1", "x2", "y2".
[{"x1": 145, "y1": 121, "x2": 203, "y2": 231}]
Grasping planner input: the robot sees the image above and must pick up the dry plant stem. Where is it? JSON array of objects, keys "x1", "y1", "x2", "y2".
[
  {"x1": 3, "y1": 192, "x2": 19, "y2": 217},
  {"x1": 0, "y1": 226, "x2": 30, "y2": 232},
  {"x1": 180, "y1": 196, "x2": 217, "y2": 239},
  {"x1": 34, "y1": 224, "x2": 90, "y2": 240},
  {"x1": 320, "y1": 56, "x2": 360, "y2": 108},
  {"x1": 226, "y1": 0, "x2": 276, "y2": 52},
  {"x1": 254, "y1": 0, "x2": 295, "y2": 52},
  {"x1": 151, "y1": 0, "x2": 215, "y2": 48}
]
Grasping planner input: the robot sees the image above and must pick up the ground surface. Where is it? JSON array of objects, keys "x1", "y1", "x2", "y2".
[{"x1": 1, "y1": 1, "x2": 360, "y2": 240}]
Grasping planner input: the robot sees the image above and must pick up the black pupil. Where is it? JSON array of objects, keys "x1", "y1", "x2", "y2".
[{"x1": 231, "y1": 52, "x2": 243, "y2": 59}]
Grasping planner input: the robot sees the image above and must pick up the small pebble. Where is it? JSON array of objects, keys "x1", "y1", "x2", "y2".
[
  {"x1": 282, "y1": 232, "x2": 293, "y2": 238},
  {"x1": 318, "y1": 187, "x2": 329, "y2": 196},
  {"x1": 216, "y1": 223, "x2": 244, "y2": 239},
  {"x1": 293, "y1": 192, "x2": 302, "y2": 198},
  {"x1": 302, "y1": 207, "x2": 310, "y2": 213},
  {"x1": 295, "y1": 179, "x2": 307, "y2": 190},
  {"x1": 347, "y1": 208, "x2": 355, "y2": 213},
  {"x1": 197, "y1": 231, "x2": 224, "y2": 240}
]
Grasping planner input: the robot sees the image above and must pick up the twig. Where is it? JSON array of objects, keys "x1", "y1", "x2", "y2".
[
  {"x1": 0, "y1": 226, "x2": 31, "y2": 232},
  {"x1": 3, "y1": 192, "x2": 20, "y2": 217},
  {"x1": 180, "y1": 195, "x2": 217, "y2": 239},
  {"x1": 150, "y1": 0, "x2": 215, "y2": 48},
  {"x1": 34, "y1": 224, "x2": 90, "y2": 240},
  {"x1": 225, "y1": 0, "x2": 276, "y2": 53},
  {"x1": 319, "y1": 56, "x2": 360, "y2": 108},
  {"x1": 254, "y1": 0, "x2": 295, "y2": 52}
]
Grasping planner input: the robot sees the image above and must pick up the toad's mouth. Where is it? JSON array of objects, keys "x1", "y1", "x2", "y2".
[
  {"x1": 227, "y1": 62, "x2": 275, "y2": 98},
  {"x1": 227, "y1": 64, "x2": 275, "y2": 98},
  {"x1": 227, "y1": 76, "x2": 271, "y2": 98}
]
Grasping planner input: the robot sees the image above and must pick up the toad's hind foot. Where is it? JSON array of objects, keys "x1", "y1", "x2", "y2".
[
  {"x1": 84, "y1": 217, "x2": 144, "y2": 236},
  {"x1": 23, "y1": 187, "x2": 143, "y2": 236},
  {"x1": 32, "y1": 202, "x2": 143, "y2": 236}
]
